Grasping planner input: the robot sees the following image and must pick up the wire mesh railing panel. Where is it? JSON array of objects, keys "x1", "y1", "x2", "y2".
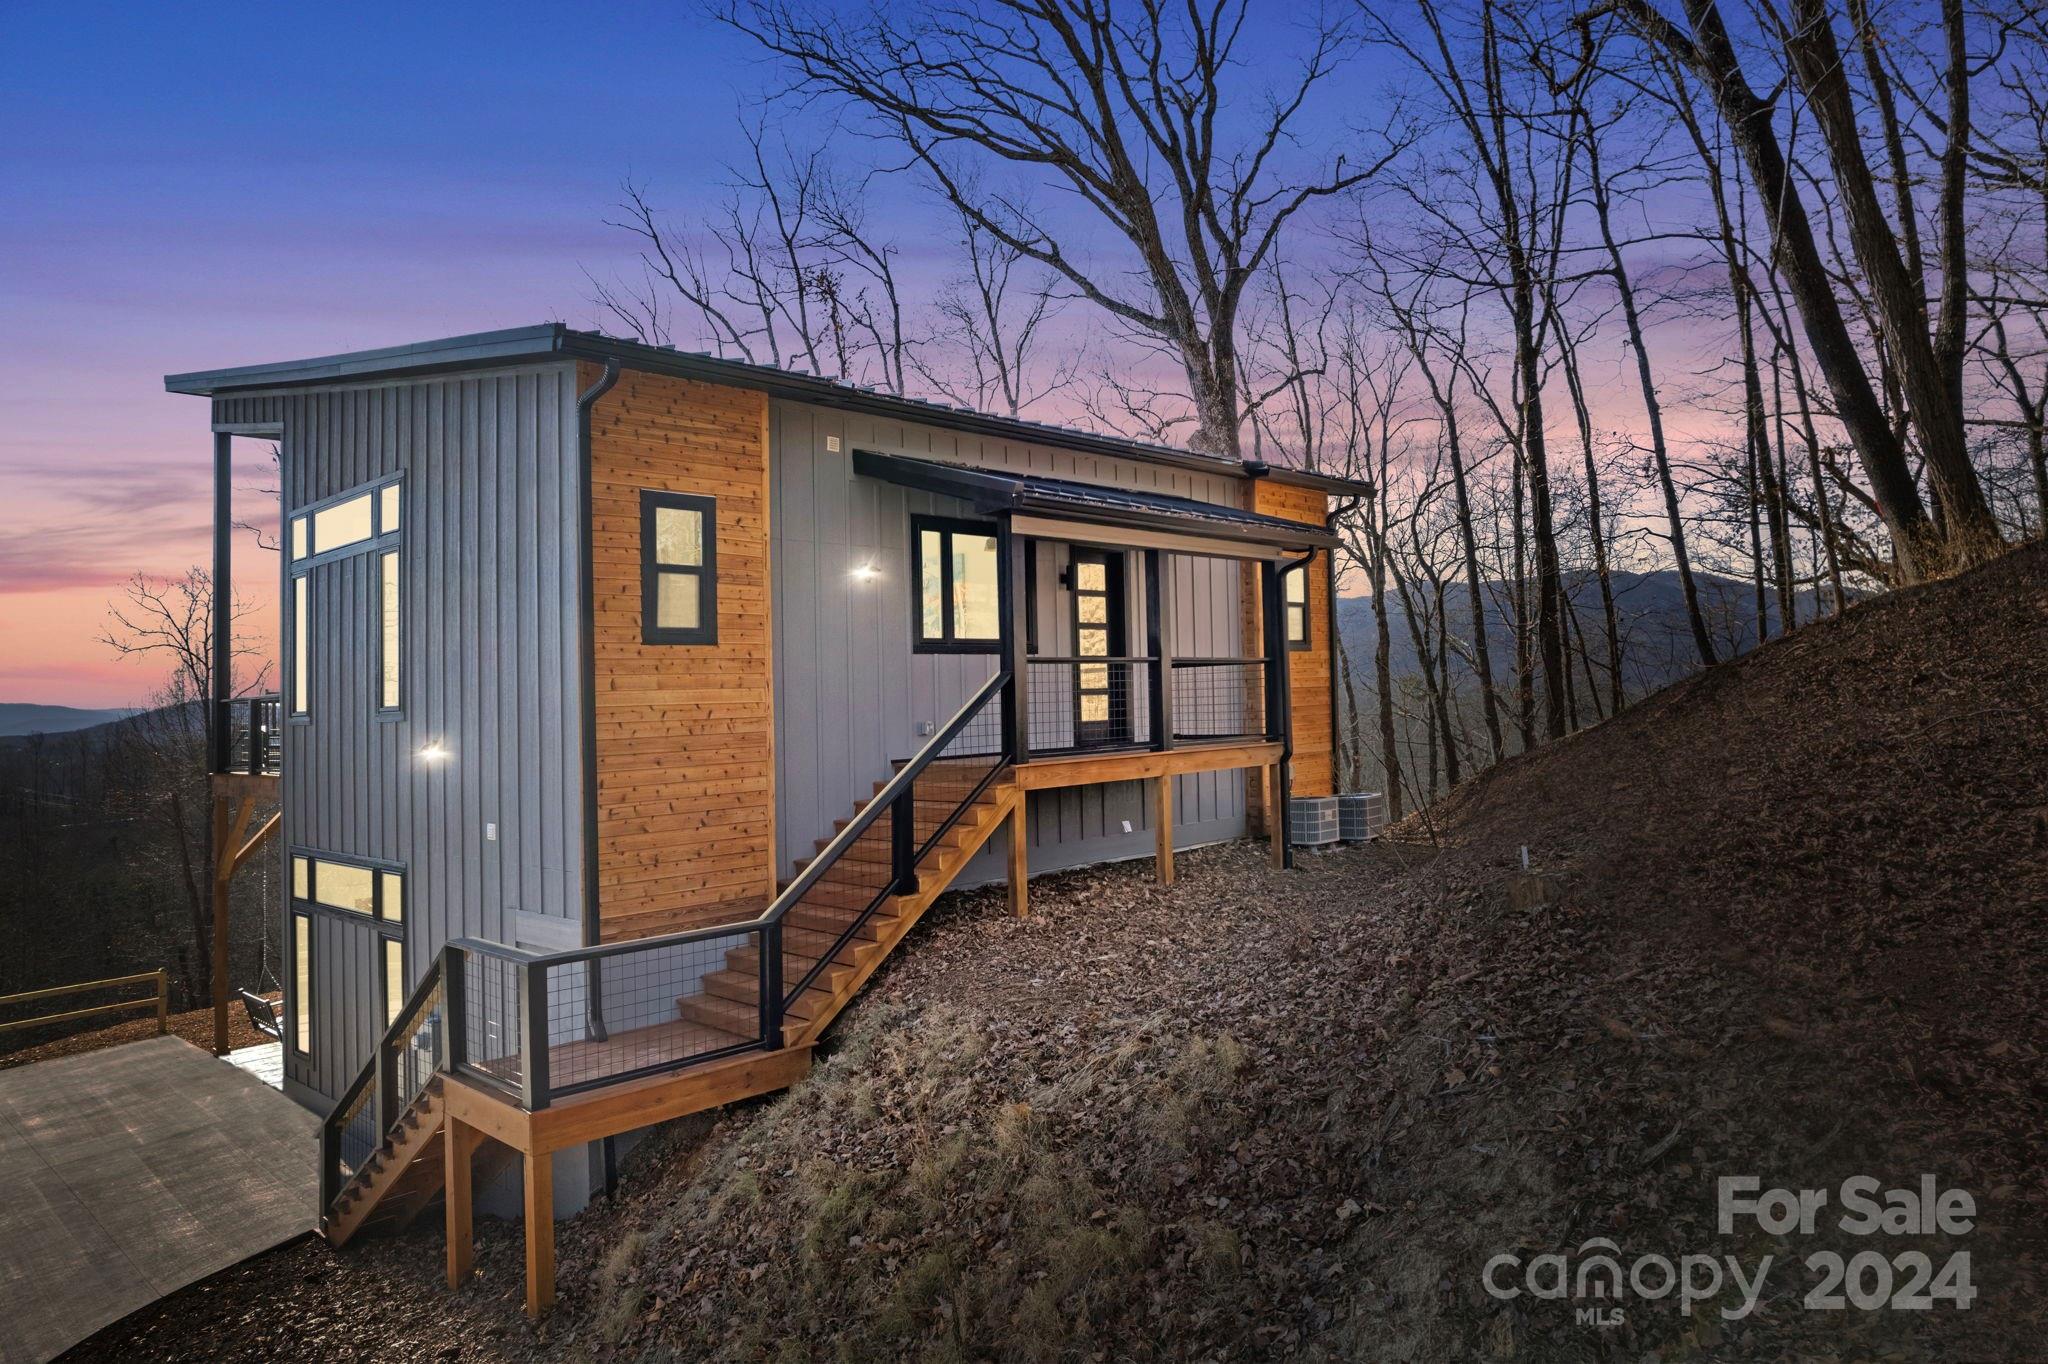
[
  {"x1": 910, "y1": 699, "x2": 1007, "y2": 853},
  {"x1": 1171, "y1": 660, "x2": 1267, "y2": 742},
  {"x1": 540, "y1": 927, "x2": 760, "y2": 1096},
  {"x1": 388, "y1": 978, "x2": 445, "y2": 1115},
  {"x1": 1026, "y1": 658, "x2": 1155, "y2": 754},
  {"x1": 333, "y1": 1081, "x2": 376, "y2": 1180},
  {"x1": 460, "y1": 949, "x2": 525, "y2": 1093},
  {"x1": 219, "y1": 694, "x2": 283, "y2": 775}
]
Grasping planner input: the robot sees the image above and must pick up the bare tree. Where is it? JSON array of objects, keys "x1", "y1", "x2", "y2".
[{"x1": 717, "y1": 0, "x2": 1404, "y2": 453}]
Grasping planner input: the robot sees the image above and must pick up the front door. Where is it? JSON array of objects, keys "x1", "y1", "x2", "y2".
[{"x1": 1071, "y1": 550, "x2": 1129, "y2": 747}]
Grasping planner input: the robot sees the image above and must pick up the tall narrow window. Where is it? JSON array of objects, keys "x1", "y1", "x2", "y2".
[
  {"x1": 1284, "y1": 565, "x2": 1311, "y2": 650},
  {"x1": 913, "y1": 516, "x2": 1001, "y2": 652},
  {"x1": 379, "y1": 549, "x2": 401, "y2": 711},
  {"x1": 292, "y1": 912, "x2": 313, "y2": 1059},
  {"x1": 292, "y1": 577, "x2": 310, "y2": 715},
  {"x1": 379, "y1": 482, "x2": 402, "y2": 534},
  {"x1": 383, "y1": 938, "x2": 407, "y2": 1026},
  {"x1": 640, "y1": 490, "x2": 718, "y2": 644}
]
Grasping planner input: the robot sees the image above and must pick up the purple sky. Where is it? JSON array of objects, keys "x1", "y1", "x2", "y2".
[{"x1": 0, "y1": 4, "x2": 805, "y2": 705}]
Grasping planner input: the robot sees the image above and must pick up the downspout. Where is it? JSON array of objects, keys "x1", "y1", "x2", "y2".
[
  {"x1": 576, "y1": 358, "x2": 621, "y2": 1053},
  {"x1": 1275, "y1": 548, "x2": 1315, "y2": 870},
  {"x1": 1324, "y1": 510, "x2": 1345, "y2": 791}
]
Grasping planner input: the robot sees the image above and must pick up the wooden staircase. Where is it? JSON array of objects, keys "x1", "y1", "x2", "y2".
[{"x1": 680, "y1": 769, "x2": 1018, "y2": 1048}]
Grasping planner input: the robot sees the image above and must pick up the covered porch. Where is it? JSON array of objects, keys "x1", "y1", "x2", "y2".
[{"x1": 855, "y1": 449, "x2": 1335, "y2": 883}]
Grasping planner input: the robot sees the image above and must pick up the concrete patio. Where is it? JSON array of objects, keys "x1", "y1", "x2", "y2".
[{"x1": 0, "y1": 1035, "x2": 317, "y2": 1363}]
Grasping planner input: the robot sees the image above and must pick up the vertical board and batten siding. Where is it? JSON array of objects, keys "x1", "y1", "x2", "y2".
[
  {"x1": 1246, "y1": 478, "x2": 1336, "y2": 804},
  {"x1": 266, "y1": 366, "x2": 584, "y2": 1100},
  {"x1": 770, "y1": 399, "x2": 1251, "y2": 877},
  {"x1": 583, "y1": 365, "x2": 776, "y2": 942}
]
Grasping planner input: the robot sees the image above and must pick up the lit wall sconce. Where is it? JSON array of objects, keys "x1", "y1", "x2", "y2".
[
  {"x1": 417, "y1": 741, "x2": 450, "y2": 764},
  {"x1": 849, "y1": 561, "x2": 880, "y2": 583}
]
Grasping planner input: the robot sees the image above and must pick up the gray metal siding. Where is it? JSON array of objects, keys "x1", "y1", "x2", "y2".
[
  {"x1": 771, "y1": 399, "x2": 1249, "y2": 879},
  {"x1": 273, "y1": 365, "x2": 584, "y2": 1101}
]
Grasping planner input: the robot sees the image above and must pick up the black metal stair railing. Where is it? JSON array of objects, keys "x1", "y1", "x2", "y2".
[
  {"x1": 421, "y1": 671, "x2": 1015, "y2": 1117},
  {"x1": 213, "y1": 693, "x2": 281, "y2": 776},
  {"x1": 319, "y1": 952, "x2": 450, "y2": 1217}
]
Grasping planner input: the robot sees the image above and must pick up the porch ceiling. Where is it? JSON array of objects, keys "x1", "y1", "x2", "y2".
[{"x1": 850, "y1": 450, "x2": 1339, "y2": 552}]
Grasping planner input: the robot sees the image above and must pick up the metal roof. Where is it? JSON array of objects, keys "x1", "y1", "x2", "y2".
[
  {"x1": 164, "y1": 324, "x2": 1372, "y2": 499},
  {"x1": 851, "y1": 450, "x2": 1338, "y2": 550}
]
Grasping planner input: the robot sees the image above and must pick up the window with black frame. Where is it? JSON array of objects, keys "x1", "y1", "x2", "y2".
[
  {"x1": 641, "y1": 490, "x2": 718, "y2": 644},
  {"x1": 913, "y1": 515, "x2": 1001, "y2": 652},
  {"x1": 1284, "y1": 562, "x2": 1311, "y2": 650}
]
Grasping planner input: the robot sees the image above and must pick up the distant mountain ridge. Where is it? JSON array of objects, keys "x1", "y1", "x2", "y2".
[
  {"x1": 0, "y1": 703, "x2": 141, "y2": 739},
  {"x1": 1338, "y1": 568, "x2": 1841, "y2": 699}
]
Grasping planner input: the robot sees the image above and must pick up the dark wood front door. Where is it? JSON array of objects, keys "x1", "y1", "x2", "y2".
[{"x1": 1071, "y1": 550, "x2": 1129, "y2": 747}]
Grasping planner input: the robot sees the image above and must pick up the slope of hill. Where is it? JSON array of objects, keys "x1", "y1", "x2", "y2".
[
  {"x1": 79, "y1": 546, "x2": 2046, "y2": 1361},
  {"x1": 0, "y1": 702, "x2": 139, "y2": 738}
]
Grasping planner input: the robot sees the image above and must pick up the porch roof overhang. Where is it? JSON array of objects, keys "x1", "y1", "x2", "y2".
[{"x1": 851, "y1": 450, "x2": 1339, "y2": 556}]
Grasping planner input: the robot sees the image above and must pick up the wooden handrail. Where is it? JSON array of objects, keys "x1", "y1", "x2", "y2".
[{"x1": 0, "y1": 969, "x2": 167, "y2": 1036}]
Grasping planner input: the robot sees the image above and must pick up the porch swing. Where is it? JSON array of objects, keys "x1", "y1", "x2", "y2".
[{"x1": 236, "y1": 857, "x2": 285, "y2": 1044}]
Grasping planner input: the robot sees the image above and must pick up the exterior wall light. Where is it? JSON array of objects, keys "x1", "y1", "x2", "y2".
[
  {"x1": 417, "y1": 741, "x2": 449, "y2": 763},
  {"x1": 850, "y1": 562, "x2": 880, "y2": 583}
]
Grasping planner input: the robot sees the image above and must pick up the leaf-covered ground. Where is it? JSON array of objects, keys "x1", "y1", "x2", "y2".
[{"x1": 75, "y1": 544, "x2": 2048, "y2": 1362}]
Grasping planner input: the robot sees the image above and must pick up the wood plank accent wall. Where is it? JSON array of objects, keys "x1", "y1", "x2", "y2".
[
  {"x1": 1245, "y1": 480, "x2": 1336, "y2": 812},
  {"x1": 584, "y1": 363, "x2": 775, "y2": 942}
]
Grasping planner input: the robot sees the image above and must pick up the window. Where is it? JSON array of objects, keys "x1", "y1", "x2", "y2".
[
  {"x1": 311, "y1": 492, "x2": 375, "y2": 555},
  {"x1": 378, "y1": 549, "x2": 401, "y2": 711},
  {"x1": 294, "y1": 853, "x2": 404, "y2": 922},
  {"x1": 914, "y1": 516, "x2": 1001, "y2": 652},
  {"x1": 383, "y1": 938, "x2": 407, "y2": 1027},
  {"x1": 379, "y1": 482, "x2": 401, "y2": 534},
  {"x1": 292, "y1": 912, "x2": 313, "y2": 1059},
  {"x1": 1284, "y1": 564, "x2": 1311, "y2": 650},
  {"x1": 290, "y1": 516, "x2": 308, "y2": 560},
  {"x1": 641, "y1": 491, "x2": 718, "y2": 644},
  {"x1": 292, "y1": 577, "x2": 310, "y2": 715}
]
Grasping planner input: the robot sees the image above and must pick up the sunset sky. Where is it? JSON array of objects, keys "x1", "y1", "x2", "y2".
[
  {"x1": 1, "y1": 4, "x2": 1696, "y2": 710},
  {"x1": 1, "y1": 4, "x2": 796, "y2": 707}
]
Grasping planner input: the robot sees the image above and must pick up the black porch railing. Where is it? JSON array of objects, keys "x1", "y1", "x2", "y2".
[
  {"x1": 1169, "y1": 659, "x2": 1268, "y2": 743},
  {"x1": 213, "y1": 693, "x2": 281, "y2": 776},
  {"x1": 313, "y1": 669, "x2": 1016, "y2": 1187},
  {"x1": 1025, "y1": 657, "x2": 1157, "y2": 755}
]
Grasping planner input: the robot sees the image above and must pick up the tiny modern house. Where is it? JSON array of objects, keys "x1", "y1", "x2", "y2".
[{"x1": 169, "y1": 325, "x2": 1366, "y2": 1313}]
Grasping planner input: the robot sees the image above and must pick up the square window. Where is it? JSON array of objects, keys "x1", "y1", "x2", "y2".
[
  {"x1": 913, "y1": 516, "x2": 1001, "y2": 652},
  {"x1": 640, "y1": 491, "x2": 718, "y2": 644}
]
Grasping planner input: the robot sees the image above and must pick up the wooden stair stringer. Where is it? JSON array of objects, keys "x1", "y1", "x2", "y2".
[
  {"x1": 323, "y1": 1078, "x2": 448, "y2": 1248},
  {"x1": 787, "y1": 779, "x2": 1019, "y2": 1049}
]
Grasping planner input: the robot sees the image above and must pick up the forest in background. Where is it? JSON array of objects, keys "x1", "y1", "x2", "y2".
[{"x1": 596, "y1": 0, "x2": 2048, "y2": 819}]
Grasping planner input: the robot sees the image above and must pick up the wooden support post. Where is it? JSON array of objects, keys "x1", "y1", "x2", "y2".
[
  {"x1": 1267, "y1": 763, "x2": 1286, "y2": 869},
  {"x1": 444, "y1": 1117, "x2": 481, "y2": 1289},
  {"x1": 1006, "y1": 798, "x2": 1029, "y2": 919},
  {"x1": 210, "y1": 795, "x2": 231, "y2": 1055},
  {"x1": 1153, "y1": 776, "x2": 1175, "y2": 884},
  {"x1": 154, "y1": 969, "x2": 168, "y2": 1036},
  {"x1": 522, "y1": 1150, "x2": 555, "y2": 1318}
]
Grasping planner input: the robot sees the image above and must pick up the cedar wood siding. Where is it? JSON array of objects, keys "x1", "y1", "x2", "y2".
[
  {"x1": 265, "y1": 365, "x2": 585, "y2": 1103},
  {"x1": 1245, "y1": 479, "x2": 1336, "y2": 805},
  {"x1": 583, "y1": 364, "x2": 776, "y2": 942}
]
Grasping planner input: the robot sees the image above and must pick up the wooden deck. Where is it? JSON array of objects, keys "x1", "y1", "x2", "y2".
[{"x1": 0, "y1": 1037, "x2": 317, "y2": 1363}]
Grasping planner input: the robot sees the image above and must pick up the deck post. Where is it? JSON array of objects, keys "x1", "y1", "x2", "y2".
[
  {"x1": 1153, "y1": 776, "x2": 1175, "y2": 884},
  {"x1": 522, "y1": 1150, "x2": 555, "y2": 1318},
  {"x1": 999, "y1": 521, "x2": 1030, "y2": 761},
  {"x1": 1006, "y1": 798, "x2": 1029, "y2": 918},
  {"x1": 209, "y1": 430, "x2": 232, "y2": 775},
  {"x1": 210, "y1": 796, "x2": 231, "y2": 1053},
  {"x1": 1145, "y1": 548, "x2": 1173, "y2": 751},
  {"x1": 444, "y1": 1116, "x2": 480, "y2": 1289},
  {"x1": 520, "y1": 959, "x2": 551, "y2": 1111}
]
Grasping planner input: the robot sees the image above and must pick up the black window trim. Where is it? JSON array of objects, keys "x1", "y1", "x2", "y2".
[
  {"x1": 1284, "y1": 561, "x2": 1312, "y2": 652},
  {"x1": 288, "y1": 846, "x2": 407, "y2": 933},
  {"x1": 640, "y1": 490, "x2": 719, "y2": 645},
  {"x1": 288, "y1": 473, "x2": 403, "y2": 574},
  {"x1": 288, "y1": 909, "x2": 314, "y2": 1061},
  {"x1": 375, "y1": 544, "x2": 404, "y2": 720},
  {"x1": 912, "y1": 513, "x2": 1003, "y2": 655}
]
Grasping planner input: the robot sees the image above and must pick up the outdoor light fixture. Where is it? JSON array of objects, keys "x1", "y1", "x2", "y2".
[
  {"x1": 417, "y1": 741, "x2": 449, "y2": 763},
  {"x1": 850, "y1": 561, "x2": 880, "y2": 583}
]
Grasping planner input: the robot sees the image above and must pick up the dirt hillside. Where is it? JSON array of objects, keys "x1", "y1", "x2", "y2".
[{"x1": 79, "y1": 544, "x2": 2048, "y2": 1362}]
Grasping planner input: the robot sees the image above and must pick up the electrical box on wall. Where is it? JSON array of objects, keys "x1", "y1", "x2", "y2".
[{"x1": 825, "y1": 435, "x2": 842, "y2": 452}]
